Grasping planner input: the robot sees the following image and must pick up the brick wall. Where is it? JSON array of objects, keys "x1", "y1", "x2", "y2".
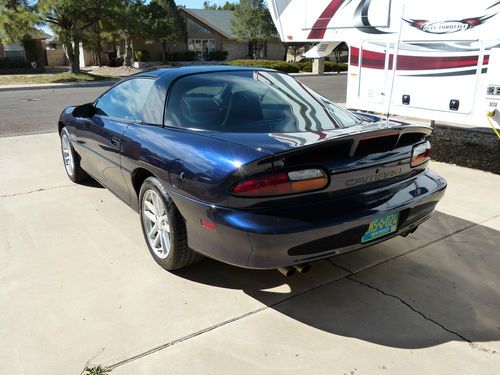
[
  {"x1": 265, "y1": 40, "x2": 286, "y2": 60},
  {"x1": 223, "y1": 40, "x2": 247, "y2": 60}
]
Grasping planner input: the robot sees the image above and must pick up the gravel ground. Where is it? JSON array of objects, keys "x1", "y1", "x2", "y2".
[
  {"x1": 84, "y1": 66, "x2": 143, "y2": 77},
  {"x1": 85, "y1": 65, "x2": 176, "y2": 78}
]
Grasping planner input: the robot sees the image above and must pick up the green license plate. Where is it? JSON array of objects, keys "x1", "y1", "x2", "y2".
[{"x1": 362, "y1": 212, "x2": 399, "y2": 243}]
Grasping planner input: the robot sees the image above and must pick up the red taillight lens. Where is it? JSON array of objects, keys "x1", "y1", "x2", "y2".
[
  {"x1": 411, "y1": 141, "x2": 432, "y2": 167},
  {"x1": 231, "y1": 168, "x2": 328, "y2": 197}
]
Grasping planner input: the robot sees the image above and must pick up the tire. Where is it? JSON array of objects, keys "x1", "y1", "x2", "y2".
[
  {"x1": 139, "y1": 177, "x2": 203, "y2": 270},
  {"x1": 60, "y1": 127, "x2": 89, "y2": 183}
]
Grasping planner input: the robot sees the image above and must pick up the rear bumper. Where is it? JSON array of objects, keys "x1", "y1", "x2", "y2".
[{"x1": 170, "y1": 168, "x2": 447, "y2": 269}]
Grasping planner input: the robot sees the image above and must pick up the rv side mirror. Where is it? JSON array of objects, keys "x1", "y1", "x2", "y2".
[{"x1": 72, "y1": 103, "x2": 96, "y2": 118}]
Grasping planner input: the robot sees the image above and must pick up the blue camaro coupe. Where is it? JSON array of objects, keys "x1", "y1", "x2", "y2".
[{"x1": 58, "y1": 66, "x2": 446, "y2": 273}]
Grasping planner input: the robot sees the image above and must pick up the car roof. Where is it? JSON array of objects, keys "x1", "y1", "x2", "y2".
[{"x1": 133, "y1": 65, "x2": 275, "y2": 79}]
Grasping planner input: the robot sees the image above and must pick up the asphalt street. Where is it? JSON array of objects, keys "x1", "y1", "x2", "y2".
[{"x1": 0, "y1": 74, "x2": 348, "y2": 137}]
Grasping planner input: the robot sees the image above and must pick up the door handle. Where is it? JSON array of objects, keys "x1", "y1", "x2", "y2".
[{"x1": 110, "y1": 137, "x2": 121, "y2": 147}]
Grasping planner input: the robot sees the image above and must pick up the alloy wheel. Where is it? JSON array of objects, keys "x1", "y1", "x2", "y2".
[{"x1": 142, "y1": 189, "x2": 171, "y2": 259}]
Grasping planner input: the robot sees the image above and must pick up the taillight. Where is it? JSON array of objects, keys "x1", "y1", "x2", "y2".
[
  {"x1": 231, "y1": 168, "x2": 328, "y2": 197},
  {"x1": 411, "y1": 141, "x2": 432, "y2": 167}
]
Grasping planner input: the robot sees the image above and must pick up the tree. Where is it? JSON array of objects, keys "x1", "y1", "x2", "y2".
[
  {"x1": 333, "y1": 42, "x2": 348, "y2": 74},
  {"x1": 40, "y1": 0, "x2": 128, "y2": 72},
  {"x1": 231, "y1": 0, "x2": 277, "y2": 59},
  {"x1": 1, "y1": 0, "x2": 138, "y2": 72},
  {"x1": 144, "y1": 0, "x2": 186, "y2": 65},
  {"x1": 0, "y1": 0, "x2": 39, "y2": 43},
  {"x1": 203, "y1": 1, "x2": 238, "y2": 10}
]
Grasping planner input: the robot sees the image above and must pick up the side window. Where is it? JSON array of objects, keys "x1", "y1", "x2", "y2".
[{"x1": 95, "y1": 78, "x2": 155, "y2": 120}]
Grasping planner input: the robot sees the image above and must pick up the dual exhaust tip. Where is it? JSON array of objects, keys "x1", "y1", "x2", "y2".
[{"x1": 277, "y1": 263, "x2": 311, "y2": 277}]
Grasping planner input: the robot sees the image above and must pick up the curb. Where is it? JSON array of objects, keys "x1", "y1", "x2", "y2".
[
  {"x1": 290, "y1": 71, "x2": 348, "y2": 77},
  {"x1": 0, "y1": 80, "x2": 117, "y2": 92}
]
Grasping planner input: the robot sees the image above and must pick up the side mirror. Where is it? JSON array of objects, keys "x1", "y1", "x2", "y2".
[{"x1": 72, "y1": 103, "x2": 96, "y2": 118}]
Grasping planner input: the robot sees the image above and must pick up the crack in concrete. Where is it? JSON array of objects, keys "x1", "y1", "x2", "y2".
[
  {"x1": 0, "y1": 184, "x2": 74, "y2": 198},
  {"x1": 346, "y1": 277, "x2": 499, "y2": 356},
  {"x1": 347, "y1": 276, "x2": 471, "y2": 341},
  {"x1": 104, "y1": 213, "x2": 500, "y2": 370}
]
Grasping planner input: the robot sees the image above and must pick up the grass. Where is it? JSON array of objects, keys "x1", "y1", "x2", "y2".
[
  {"x1": 0, "y1": 72, "x2": 117, "y2": 85},
  {"x1": 83, "y1": 365, "x2": 108, "y2": 375}
]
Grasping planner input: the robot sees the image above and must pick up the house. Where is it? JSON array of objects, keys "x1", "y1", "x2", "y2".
[
  {"x1": 131, "y1": 8, "x2": 285, "y2": 64},
  {"x1": 0, "y1": 30, "x2": 50, "y2": 70}
]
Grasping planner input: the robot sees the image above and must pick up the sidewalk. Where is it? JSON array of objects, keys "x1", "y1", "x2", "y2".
[{"x1": 0, "y1": 80, "x2": 116, "y2": 92}]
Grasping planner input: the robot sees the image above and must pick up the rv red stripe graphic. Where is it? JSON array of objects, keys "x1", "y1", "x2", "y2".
[
  {"x1": 307, "y1": 0, "x2": 346, "y2": 40},
  {"x1": 350, "y1": 47, "x2": 487, "y2": 71}
]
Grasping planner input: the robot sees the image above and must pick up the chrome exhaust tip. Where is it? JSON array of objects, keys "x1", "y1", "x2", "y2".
[
  {"x1": 277, "y1": 266, "x2": 296, "y2": 277},
  {"x1": 293, "y1": 263, "x2": 311, "y2": 274}
]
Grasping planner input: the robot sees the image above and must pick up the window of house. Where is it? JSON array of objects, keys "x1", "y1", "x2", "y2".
[
  {"x1": 4, "y1": 43, "x2": 25, "y2": 62},
  {"x1": 94, "y1": 78, "x2": 155, "y2": 121},
  {"x1": 187, "y1": 18, "x2": 211, "y2": 34},
  {"x1": 188, "y1": 39, "x2": 215, "y2": 60}
]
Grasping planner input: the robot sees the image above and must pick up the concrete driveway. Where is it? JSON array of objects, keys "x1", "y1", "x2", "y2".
[{"x1": 1, "y1": 133, "x2": 499, "y2": 375}]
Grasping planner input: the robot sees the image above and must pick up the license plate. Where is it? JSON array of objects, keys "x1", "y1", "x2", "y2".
[{"x1": 362, "y1": 212, "x2": 399, "y2": 243}]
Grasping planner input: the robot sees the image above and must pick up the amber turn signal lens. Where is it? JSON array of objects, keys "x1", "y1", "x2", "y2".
[
  {"x1": 232, "y1": 168, "x2": 328, "y2": 197},
  {"x1": 411, "y1": 141, "x2": 432, "y2": 167}
]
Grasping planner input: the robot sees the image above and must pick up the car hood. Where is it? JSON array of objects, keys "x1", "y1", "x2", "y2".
[{"x1": 207, "y1": 119, "x2": 424, "y2": 155}]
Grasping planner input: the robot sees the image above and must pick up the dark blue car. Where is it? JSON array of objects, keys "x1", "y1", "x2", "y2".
[{"x1": 58, "y1": 66, "x2": 446, "y2": 274}]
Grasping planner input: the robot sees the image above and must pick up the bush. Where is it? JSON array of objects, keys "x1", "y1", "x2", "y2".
[
  {"x1": 22, "y1": 38, "x2": 41, "y2": 63},
  {"x1": 169, "y1": 51, "x2": 197, "y2": 61},
  {"x1": 227, "y1": 59, "x2": 349, "y2": 74},
  {"x1": 297, "y1": 61, "x2": 312, "y2": 72},
  {"x1": 324, "y1": 61, "x2": 348, "y2": 72},
  {"x1": 0, "y1": 59, "x2": 30, "y2": 69},
  {"x1": 115, "y1": 57, "x2": 124, "y2": 66},
  {"x1": 134, "y1": 49, "x2": 149, "y2": 62},
  {"x1": 228, "y1": 59, "x2": 300, "y2": 73},
  {"x1": 206, "y1": 50, "x2": 228, "y2": 61}
]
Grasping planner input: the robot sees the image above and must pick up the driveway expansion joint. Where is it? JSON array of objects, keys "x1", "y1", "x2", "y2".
[{"x1": 0, "y1": 184, "x2": 75, "y2": 198}]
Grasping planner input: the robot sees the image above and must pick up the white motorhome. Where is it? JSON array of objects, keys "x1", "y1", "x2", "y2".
[{"x1": 268, "y1": 0, "x2": 500, "y2": 130}]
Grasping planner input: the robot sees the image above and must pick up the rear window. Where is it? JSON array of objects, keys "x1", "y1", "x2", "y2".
[{"x1": 164, "y1": 71, "x2": 360, "y2": 133}]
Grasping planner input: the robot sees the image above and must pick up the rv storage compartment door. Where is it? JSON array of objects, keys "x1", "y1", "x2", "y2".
[{"x1": 390, "y1": 40, "x2": 482, "y2": 115}]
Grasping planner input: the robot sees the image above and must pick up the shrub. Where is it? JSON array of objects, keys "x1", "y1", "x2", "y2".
[
  {"x1": 22, "y1": 37, "x2": 41, "y2": 63},
  {"x1": 134, "y1": 49, "x2": 149, "y2": 62},
  {"x1": 297, "y1": 61, "x2": 312, "y2": 72},
  {"x1": 0, "y1": 59, "x2": 30, "y2": 69},
  {"x1": 115, "y1": 57, "x2": 124, "y2": 66},
  {"x1": 324, "y1": 61, "x2": 348, "y2": 72},
  {"x1": 206, "y1": 50, "x2": 229, "y2": 61},
  {"x1": 228, "y1": 59, "x2": 300, "y2": 73},
  {"x1": 169, "y1": 51, "x2": 197, "y2": 61},
  {"x1": 227, "y1": 59, "x2": 348, "y2": 74}
]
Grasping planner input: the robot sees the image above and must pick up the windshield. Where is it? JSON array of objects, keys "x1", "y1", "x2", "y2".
[{"x1": 165, "y1": 70, "x2": 361, "y2": 133}]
